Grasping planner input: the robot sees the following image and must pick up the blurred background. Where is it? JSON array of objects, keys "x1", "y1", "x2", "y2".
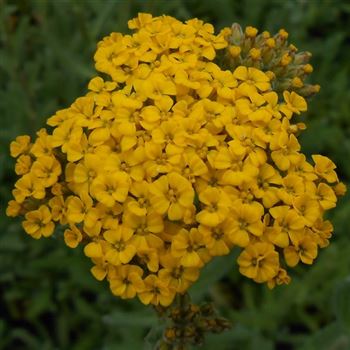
[{"x1": 1, "y1": 0, "x2": 350, "y2": 349}]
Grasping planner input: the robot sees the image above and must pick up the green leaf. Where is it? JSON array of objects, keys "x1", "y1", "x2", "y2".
[
  {"x1": 103, "y1": 308, "x2": 157, "y2": 327},
  {"x1": 333, "y1": 276, "x2": 350, "y2": 332},
  {"x1": 300, "y1": 322, "x2": 349, "y2": 350},
  {"x1": 190, "y1": 248, "x2": 239, "y2": 301}
]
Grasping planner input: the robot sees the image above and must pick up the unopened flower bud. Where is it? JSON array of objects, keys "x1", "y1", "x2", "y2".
[
  {"x1": 200, "y1": 303, "x2": 215, "y2": 316},
  {"x1": 292, "y1": 77, "x2": 304, "y2": 88},
  {"x1": 334, "y1": 182, "x2": 347, "y2": 196},
  {"x1": 164, "y1": 328, "x2": 177, "y2": 342},
  {"x1": 249, "y1": 48, "x2": 261, "y2": 60},
  {"x1": 289, "y1": 44, "x2": 298, "y2": 52},
  {"x1": 294, "y1": 51, "x2": 312, "y2": 65},
  {"x1": 230, "y1": 23, "x2": 243, "y2": 45},
  {"x1": 262, "y1": 30, "x2": 270, "y2": 39},
  {"x1": 229, "y1": 45, "x2": 241, "y2": 57},
  {"x1": 303, "y1": 63, "x2": 313, "y2": 74},
  {"x1": 266, "y1": 38, "x2": 276, "y2": 48},
  {"x1": 298, "y1": 84, "x2": 320, "y2": 97},
  {"x1": 245, "y1": 26, "x2": 258, "y2": 38},
  {"x1": 265, "y1": 71, "x2": 276, "y2": 80},
  {"x1": 278, "y1": 28, "x2": 289, "y2": 39},
  {"x1": 280, "y1": 53, "x2": 292, "y2": 66}
]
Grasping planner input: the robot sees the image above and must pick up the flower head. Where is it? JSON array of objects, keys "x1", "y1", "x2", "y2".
[{"x1": 7, "y1": 13, "x2": 345, "y2": 307}]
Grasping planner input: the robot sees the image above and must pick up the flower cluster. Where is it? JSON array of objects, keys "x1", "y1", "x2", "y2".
[{"x1": 7, "y1": 13, "x2": 346, "y2": 307}]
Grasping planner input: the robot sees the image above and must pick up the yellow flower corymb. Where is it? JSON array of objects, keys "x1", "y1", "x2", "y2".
[{"x1": 7, "y1": 13, "x2": 345, "y2": 307}]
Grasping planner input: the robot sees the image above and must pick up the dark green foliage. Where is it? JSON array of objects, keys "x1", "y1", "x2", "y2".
[{"x1": 1, "y1": 0, "x2": 350, "y2": 349}]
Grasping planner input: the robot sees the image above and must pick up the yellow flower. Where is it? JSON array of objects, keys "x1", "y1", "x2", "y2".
[
  {"x1": 104, "y1": 225, "x2": 136, "y2": 265},
  {"x1": 282, "y1": 91, "x2": 307, "y2": 115},
  {"x1": 109, "y1": 265, "x2": 144, "y2": 299},
  {"x1": 66, "y1": 193, "x2": 93, "y2": 224},
  {"x1": 84, "y1": 241, "x2": 104, "y2": 259},
  {"x1": 22, "y1": 205, "x2": 54, "y2": 239},
  {"x1": 136, "y1": 249, "x2": 160, "y2": 272},
  {"x1": 6, "y1": 200, "x2": 22, "y2": 217},
  {"x1": 289, "y1": 154, "x2": 317, "y2": 181},
  {"x1": 73, "y1": 153, "x2": 105, "y2": 190},
  {"x1": 292, "y1": 194, "x2": 320, "y2": 226},
  {"x1": 13, "y1": 174, "x2": 45, "y2": 203},
  {"x1": 64, "y1": 224, "x2": 83, "y2": 248},
  {"x1": 179, "y1": 152, "x2": 208, "y2": 183},
  {"x1": 253, "y1": 163, "x2": 281, "y2": 208},
  {"x1": 31, "y1": 156, "x2": 62, "y2": 188},
  {"x1": 123, "y1": 211, "x2": 164, "y2": 250},
  {"x1": 71, "y1": 95, "x2": 101, "y2": 128},
  {"x1": 140, "y1": 96, "x2": 173, "y2": 130},
  {"x1": 316, "y1": 183, "x2": 337, "y2": 210},
  {"x1": 284, "y1": 231, "x2": 318, "y2": 266},
  {"x1": 267, "y1": 268, "x2": 291, "y2": 289},
  {"x1": 269, "y1": 206, "x2": 305, "y2": 247},
  {"x1": 138, "y1": 274, "x2": 175, "y2": 307},
  {"x1": 50, "y1": 120, "x2": 82, "y2": 152},
  {"x1": 312, "y1": 219, "x2": 333, "y2": 248},
  {"x1": 149, "y1": 173, "x2": 194, "y2": 221},
  {"x1": 237, "y1": 242, "x2": 279, "y2": 283},
  {"x1": 10, "y1": 135, "x2": 31, "y2": 158},
  {"x1": 233, "y1": 66, "x2": 270, "y2": 92},
  {"x1": 158, "y1": 254, "x2": 200, "y2": 293},
  {"x1": 15, "y1": 155, "x2": 32, "y2": 175},
  {"x1": 49, "y1": 195, "x2": 67, "y2": 224},
  {"x1": 90, "y1": 258, "x2": 109, "y2": 281},
  {"x1": 312, "y1": 154, "x2": 338, "y2": 183},
  {"x1": 199, "y1": 224, "x2": 232, "y2": 256},
  {"x1": 228, "y1": 204, "x2": 264, "y2": 247},
  {"x1": 31, "y1": 124, "x2": 54, "y2": 156},
  {"x1": 171, "y1": 228, "x2": 209, "y2": 267},
  {"x1": 100, "y1": 203, "x2": 122, "y2": 230},
  {"x1": 151, "y1": 120, "x2": 186, "y2": 156},
  {"x1": 137, "y1": 73, "x2": 177, "y2": 100},
  {"x1": 278, "y1": 174, "x2": 305, "y2": 205},
  {"x1": 271, "y1": 134, "x2": 300, "y2": 171},
  {"x1": 196, "y1": 187, "x2": 230, "y2": 227},
  {"x1": 90, "y1": 172, "x2": 130, "y2": 207},
  {"x1": 126, "y1": 181, "x2": 152, "y2": 216}
]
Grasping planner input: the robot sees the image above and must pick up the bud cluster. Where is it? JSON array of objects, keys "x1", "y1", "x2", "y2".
[
  {"x1": 156, "y1": 294, "x2": 231, "y2": 349},
  {"x1": 221, "y1": 23, "x2": 320, "y2": 98}
]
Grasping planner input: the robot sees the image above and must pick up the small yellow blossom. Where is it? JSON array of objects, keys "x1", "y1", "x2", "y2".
[
  {"x1": 104, "y1": 226, "x2": 136, "y2": 265},
  {"x1": 22, "y1": 205, "x2": 55, "y2": 239},
  {"x1": 10, "y1": 135, "x2": 31, "y2": 158},
  {"x1": 284, "y1": 231, "x2": 318, "y2": 266},
  {"x1": 109, "y1": 265, "x2": 144, "y2": 299},
  {"x1": 90, "y1": 172, "x2": 130, "y2": 207},
  {"x1": 312, "y1": 154, "x2": 338, "y2": 183},
  {"x1": 228, "y1": 204, "x2": 264, "y2": 247},
  {"x1": 138, "y1": 274, "x2": 175, "y2": 307},
  {"x1": 196, "y1": 187, "x2": 231, "y2": 227},
  {"x1": 238, "y1": 242, "x2": 279, "y2": 283},
  {"x1": 64, "y1": 224, "x2": 83, "y2": 248},
  {"x1": 15, "y1": 155, "x2": 32, "y2": 175},
  {"x1": 149, "y1": 173, "x2": 194, "y2": 221},
  {"x1": 158, "y1": 254, "x2": 200, "y2": 293},
  {"x1": 171, "y1": 228, "x2": 209, "y2": 267}
]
